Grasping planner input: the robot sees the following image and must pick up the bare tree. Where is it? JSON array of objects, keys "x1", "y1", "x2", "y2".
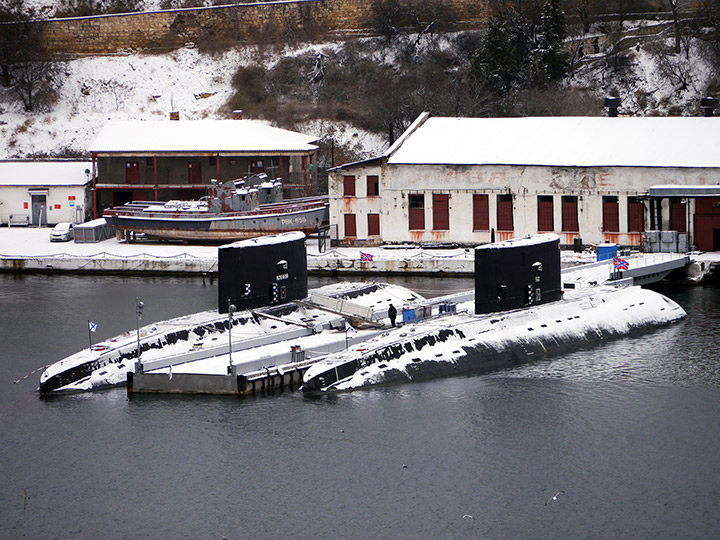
[
  {"x1": 12, "y1": 59, "x2": 62, "y2": 112},
  {"x1": 0, "y1": 0, "x2": 39, "y2": 87},
  {"x1": 100, "y1": 79, "x2": 133, "y2": 111}
]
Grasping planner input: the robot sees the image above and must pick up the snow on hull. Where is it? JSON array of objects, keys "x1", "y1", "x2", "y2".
[
  {"x1": 38, "y1": 282, "x2": 424, "y2": 394},
  {"x1": 301, "y1": 286, "x2": 686, "y2": 393},
  {"x1": 38, "y1": 310, "x2": 239, "y2": 393}
]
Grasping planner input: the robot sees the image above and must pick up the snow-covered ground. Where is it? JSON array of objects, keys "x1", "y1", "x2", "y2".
[
  {"x1": 0, "y1": 44, "x2": 388, "y2": 159},
  {"x1": 570, "y1": 32, "x2": 717, "y2": 116}
]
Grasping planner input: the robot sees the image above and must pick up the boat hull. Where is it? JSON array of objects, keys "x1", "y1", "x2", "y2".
[
  {"x1": 302, "y1": 286, "x2": 687, "y2": 393},
  {"x1": 103, "y1": 201, "x2": 328, "y2": 241}
]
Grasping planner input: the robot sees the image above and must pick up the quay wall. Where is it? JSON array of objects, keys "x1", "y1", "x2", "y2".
[
  {"x1": 0, "y1": 253, "x2": 475, "y2": 275},
  {"x1": 0, "y1": 255, "x2": 218, "y2": 274}
]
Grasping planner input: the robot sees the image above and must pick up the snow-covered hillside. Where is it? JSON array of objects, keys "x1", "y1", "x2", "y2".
[
  {"x1": 0, "y1": 28, "x2": 716, "y2": 160},
  {"x1": 572, "y1": 36, "x2": 717, "y2": 116},
  {"x1": 0, "y1": 44, "x2": 388, "y2": 159}
]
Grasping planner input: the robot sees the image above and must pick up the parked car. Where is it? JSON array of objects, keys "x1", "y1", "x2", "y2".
[{"x1": 50, "y1": 222, "x2": 74, "y2": 242}]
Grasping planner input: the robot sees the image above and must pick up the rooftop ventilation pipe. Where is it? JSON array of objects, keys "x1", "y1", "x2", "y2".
[
  {"x1": 700, "y1": 97, "x2": 718, "y2": 117},
  {"x1": 604, "y1": 97, "x2": 621, "y2": 117}
]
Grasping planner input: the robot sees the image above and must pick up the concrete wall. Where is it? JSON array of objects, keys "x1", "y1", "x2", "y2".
[
  {"x1": 35, "y1": 0, "x2": 491, "y2": 56},
  {"x1": 330, "y1": 163, "x2": 720, "y2": 248}
]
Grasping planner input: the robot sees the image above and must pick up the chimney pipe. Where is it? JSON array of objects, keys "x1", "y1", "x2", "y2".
[
  {"x1": 232, "y1": 110, "x2": 243, "y2": 120},
  {"x1": 604, "y1": 97, "x2": 621, "y2": 117},
  {"x1": 700, "y1": 97, "x2": 718, "y2": 117},
  {"x1": 170, "y1": 111, "x2": 180, "y2": 121}
]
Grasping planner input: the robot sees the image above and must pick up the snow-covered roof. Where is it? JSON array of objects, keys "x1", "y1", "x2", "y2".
[
  {"x1": 0, "y1": 161, "x2": 92, "y2": 187},
  {"x1": 386, "y1": 116, "x2": 720, "y2": 168},
  {"x1": 220, "y1": 231, "x2": 307, "y2": 250},
  {"x1": 90, "y1": 120, "x2": 319, "y2": 154},
  {"x1": 649, "y1": 184, "x2": 720, "y2": 197},
  {"x1": 476, "y1": 233, "x2": 560, "y2": 251}
]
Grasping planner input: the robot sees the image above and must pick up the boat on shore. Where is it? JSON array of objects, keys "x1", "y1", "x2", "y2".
[
  {"x1": 38, "y1": 282, "x2": 424, "y2": 394},
  {"x1": 102, "y1": 173, "x2": 328, "y2": 242},
  {"x1": 301, "y1": 284, "x2": 687, "y2": 394}
]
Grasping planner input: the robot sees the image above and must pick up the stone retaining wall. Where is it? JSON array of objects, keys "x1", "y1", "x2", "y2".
[{"x1": 34, "y1": 0, "x2": 490, "y2": 56}]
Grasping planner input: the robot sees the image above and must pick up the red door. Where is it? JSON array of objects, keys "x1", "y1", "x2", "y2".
[
  {"x1": 409, "y1": 194, "x2": 425, "y2": 230},
  {"x1": 670, "y1": 199, "x2": 687, "y2": 232},
  {"x1": 126, "y1": 162, "x2": 140, "y2": 184},
  {"x1": 188, "y1": 161, "x2": 202, "y2": 184}
]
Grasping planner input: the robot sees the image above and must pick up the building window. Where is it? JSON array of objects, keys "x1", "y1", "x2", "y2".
[
  {"x1": 251, "y1": 160, "x2": 265, "y2": 174},
  {"x1": 145, "y1": 157, "x2": 153, "y2": 167},
  {"x1": 343, "y1": 175, "x2": 356, "y2": 197},
  {"x1": 473, "y1": 194, "x2": 489, "y2": 231},
  {"x1": 670, "y1": 197, "x2": 686, "y2": 232},
  {"x1": 344, "y1": 213, "x2": 357, "y2": 237},
  {"x1": 628, "y1": 196, "x2": 644, "y2": 233},
  {"x1": 367, "y1": 175, "x2": 379, "y2": 197},
  {"x1": 409, "y1": 194, "x2": 425, "y2": 230},
  {"x1": 432, "y1": 193, "x2": 449, "y2": 230},
  {"x1": 368, "y1": 213, "x2": 380, "y2": 236},
  {"x1": 208, "y1": 156, "x2": 216, "y2": 166},
  {"x1": 537, "y1": 195, "x2": 554, "y2": 232},
  {"x1": 497, "y1": 194, "x2": 513, "y2": 231},
  {"x1": 603, "y1": 196, "x2": 619, "y2": 232},
  {"x1": 561, "y1": 196, "x2": 578, "y2": 232}
]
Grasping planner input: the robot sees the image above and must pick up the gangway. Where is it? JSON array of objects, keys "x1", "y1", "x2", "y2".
[{"x1": 562, "y1": 252, "x2": 690, "y2": 289}]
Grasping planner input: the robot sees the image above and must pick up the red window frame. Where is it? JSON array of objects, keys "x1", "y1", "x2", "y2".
[
  {"x1": 344, "y1": 213, "x2": 357, "y2": 237},
  {"x1": 343, "y1": 175, "x2": 356, "y2": 197},
  {"x1": 537, "y1": 195, "x2": 554, "y2": 232},
  {"x1": 432, "y1": 194, "x2": 449, "y2": 230},
  {"x1": 603, "y1": 196, "x2": 619, "y2": 233},
  {"x1": 367, "y1": 175, "x2": 379, "y2": 197},
  {"x1": 368, "y1": 213, "x2": 380, "y2": 236},
  {"x1": 628, "y1": 197, "x2": 644, "y2": 233},
  {"x1": 561, "y1": 196, "x2": 578, "y2": 232},
  {"x1": 497, "y1": 194, "x2": 513, "y2": 231},
  {"x1": 473, "y1": 194, "x2": 489, "y2": 231}
]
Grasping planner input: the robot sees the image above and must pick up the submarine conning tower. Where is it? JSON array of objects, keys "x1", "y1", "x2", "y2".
[
  {"x1": 474, "y1": 234, "x2": 562, "y2": 315},
  {"x1": 217, "y1": 231, "x2": 308, "y2": 313}
]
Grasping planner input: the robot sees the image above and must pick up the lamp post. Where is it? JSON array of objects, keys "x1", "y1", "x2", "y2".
[
  {"x1": 135, "y1": 297, "x2": 144, "y2": 372},
  {"x1": 228, "y1": 300, "x2": 236, "y2": 374}
]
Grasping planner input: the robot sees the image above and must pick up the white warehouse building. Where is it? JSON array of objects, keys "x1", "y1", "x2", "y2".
[
  {"x1": 0, "y1": 161, "x2": 92, "y2": 226},
  {"x1": 329, "y1": 113, "x2": 720, "y2": 251}
]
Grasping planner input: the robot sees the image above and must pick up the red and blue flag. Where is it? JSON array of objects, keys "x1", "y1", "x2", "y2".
[
  {"x1": 360, "y1": 252, "x2": 374, "y2": 262},
  {"x1": 614, "y1": 256, "x2": 629, "y2": 271}
]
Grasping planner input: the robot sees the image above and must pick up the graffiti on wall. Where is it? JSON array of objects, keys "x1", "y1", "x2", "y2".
[{"x1": 548, "y1": 167, "x2": 613, "y2": 192}]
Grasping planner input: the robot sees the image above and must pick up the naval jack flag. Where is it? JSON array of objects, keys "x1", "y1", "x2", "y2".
[
  {"x1": 88, "y1": 320, "x2": 98, "y2": 347},
  {"x1": 344, "y1": 319, "x2": 356, "y2": 349}
]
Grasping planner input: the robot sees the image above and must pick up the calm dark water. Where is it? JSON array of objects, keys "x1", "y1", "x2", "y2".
[{"x1": 2, "y1": 274, "x2": 720, "y2": 539}]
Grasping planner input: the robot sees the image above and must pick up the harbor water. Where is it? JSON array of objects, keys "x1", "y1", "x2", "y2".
[{"x1": 2, "y1": 273, "x2": 720, "y2": 539}]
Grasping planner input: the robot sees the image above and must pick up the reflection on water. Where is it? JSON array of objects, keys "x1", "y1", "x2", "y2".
[{"x1": 1, "y1": 274, "x2": 720, "y2": 539}]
